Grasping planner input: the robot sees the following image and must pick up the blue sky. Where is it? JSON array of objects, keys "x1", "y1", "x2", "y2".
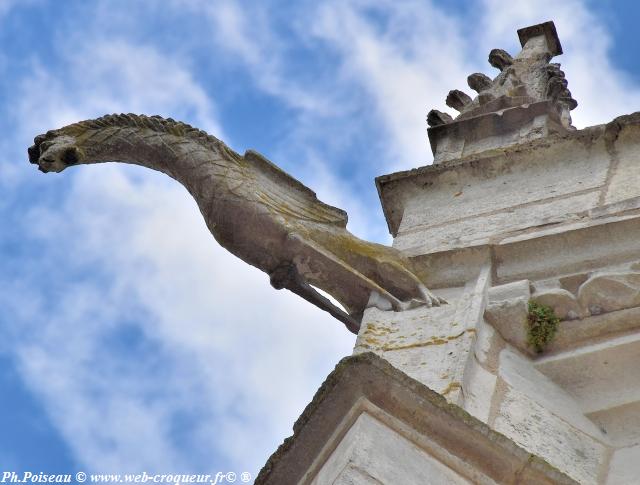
[{"x1": 1, "y1": 0, "x2": 639, "y2": 479}]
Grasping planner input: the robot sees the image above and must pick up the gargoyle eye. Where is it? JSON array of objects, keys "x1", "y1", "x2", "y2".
[{"x1": 61, "y1": 147, "x2": 79, "y2": 165}]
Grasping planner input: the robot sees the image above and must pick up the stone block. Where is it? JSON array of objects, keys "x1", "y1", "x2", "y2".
[
  {"x1": 494, "y1": 382, "x2": 607, "y2": 485},
  {"x1": 488, "y1": 280, "x2": 531, "y2": 303},
  {"x1": 312, "y1": 412, "x2": 471, "y2": 485},
  {"x1": 577, "y1": 271, "x2": 640, "y2": 315},
  {"x1": 535, "y1": 332, "x2": 640, "y2": 413},
  {"x1": 355, "y1": 303, "x2": 473, "y2": 397},
  {"x1": 484, "y1": 297, "x2": 531, "y2": 355},
  {"x1": 606, "y1": 444, "x2": 640, "y2": 485},
  {"x1": 532, "y1": 287, "x2": 583, "y2": 320},
  {"x1": 499, "y1": 349, "x2": 606, "y2": 438},
  {"x1": 461, "y1": 355, "x2": 497, "y2": 422}
]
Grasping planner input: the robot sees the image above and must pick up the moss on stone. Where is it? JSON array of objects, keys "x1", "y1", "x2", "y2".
[{"x1": 527, "y1": 300, "x2": 560, "y2": 353}]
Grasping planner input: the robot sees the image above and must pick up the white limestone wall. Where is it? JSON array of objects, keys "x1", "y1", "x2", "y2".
[
  {"x1": 387, "y1": 120, "x2": 640, "y2": 258},
  {"x1": 365, "y1": 117, "x2": 640, "y2": 484},
  {"x1": 311, "y1": 412, "x2": 472, "y2": 485}
]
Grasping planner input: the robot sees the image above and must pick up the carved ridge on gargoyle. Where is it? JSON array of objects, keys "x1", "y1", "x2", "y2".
[{"x1": 28, "y1": 114, "x2": 446, "y2": 334}]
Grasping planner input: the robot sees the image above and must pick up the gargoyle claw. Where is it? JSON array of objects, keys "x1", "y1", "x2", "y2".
[{"x1": 419, "y1": 285, "x2": 447, "y2": 307}]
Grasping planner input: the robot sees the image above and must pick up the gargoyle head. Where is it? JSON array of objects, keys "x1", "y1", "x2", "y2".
[{"x1": 28, "y1": 133, "x2": 85, "y2": 173}]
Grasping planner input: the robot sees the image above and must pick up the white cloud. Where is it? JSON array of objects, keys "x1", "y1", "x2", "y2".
[
  {"x1": 187, "y1": 0, "x2": 472, "y2": 170},
  {"x1": 15, "y1": 40, "x2": 222, "y2": 143},
  {"x1": 309, "y1": 0, "x2": 475, "y2": 169},
  {"x1": 179, "y1": 0, "x2": 332, "y2": 115}
]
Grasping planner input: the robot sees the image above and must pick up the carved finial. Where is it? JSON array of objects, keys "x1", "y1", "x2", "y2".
[
  {"x1": 428, "y1": 21, "x2": 579, "y2": 163},
  {"x1": 446, "y1": 90, "x2": 472, "y2": 112},
  {"x1": 488, "y1": 49, "x2": 514, "y2": 71},
  {"x1": 427, "y1": 109, "x2": 454, "y2": 127},
  {"x1": 467, "y1": 73, "x2": 492, "y2": 93},
  {"x1": 517, "y1": 21, "x2": 562, "y2": 57}
]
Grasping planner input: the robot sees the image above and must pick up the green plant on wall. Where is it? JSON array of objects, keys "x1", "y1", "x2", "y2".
[{"x1": 527, "y1": 301, "x2": 560, "y2": 353}]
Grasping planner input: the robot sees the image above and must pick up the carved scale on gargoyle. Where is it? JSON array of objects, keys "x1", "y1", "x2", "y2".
[{"x1": 427, "y1": 21, "x2": 577, "y2": 163}]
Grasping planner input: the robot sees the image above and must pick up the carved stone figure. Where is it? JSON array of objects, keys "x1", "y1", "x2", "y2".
[
  {"x1": 28, "y1": 114, "x2": 444, "y2": 334},
  {"x1": 427, "y1": 21, "x2": 577, "y2": 131}
]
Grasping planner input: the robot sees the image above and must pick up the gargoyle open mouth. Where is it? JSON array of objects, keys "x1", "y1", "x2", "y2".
[{"x1": 27, "y1": 133, "x2": 83, "y2": 173}]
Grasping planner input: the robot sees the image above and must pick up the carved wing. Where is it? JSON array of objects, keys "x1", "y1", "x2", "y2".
[{"x1": 244, "y1": 150, "x2": 348, "y2": 227}]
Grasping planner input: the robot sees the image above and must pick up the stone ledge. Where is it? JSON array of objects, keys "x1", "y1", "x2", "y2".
[
  {"x1": 255, "y1": 352, "x2": 577, "y2": 484},
  {"x1": 377, "y1": 112, "x2": 640, "y2": 239}
]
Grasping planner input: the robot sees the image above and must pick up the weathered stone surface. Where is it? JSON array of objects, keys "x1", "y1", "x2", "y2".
[
  {"x1": 488, "y1": 280, "x2": 530, "y2": 303},
  {"x1": 536, "y1": 332, "x2": 640, "y2": 414},
  {"x1": 484, "y1": 297, "x2": 531, "y2": 355},
  {"x1": 493, "y1": 382, "x2": 607, "y2": 485},
  {"x1": 461, "y1": 355, "x2": 496, "y2": 422},
  {"x1": 311, "y1": 412, "x2": 471, "y2": 485},
  {"x1": 446, "y1": 89, "x2": 473, "y2": 112},
  {"x1": 588, "y1": 400, "x2": 640, "y2": 447},
  {"x1": 473, "y1": 318, "x2": 504, "y2": 371},
  {"x1": 577, "y1": 271, "x2": 640, "y2": 315},
  {"x1": 532, "y1": 288, "x2": 583, "y2": 320},
  {"x1": 495, "y1": 217, "x2": 640, "y2": 284},
  {"x1": 397, "y1": 190, "x2": 599, "y2": 255},
  {"x1": 427, "y1": 109, "x2": 454, "y2": 127},
  {"x1": 517, "y1": 20, "x2": 562, "y2": 57},
  {"x1": 467, "y1": 73, "x2": 492, "y2": 93},
  {"x1": 355, "y1": 303, "x2": 472, "y2": 397},
  {"x1": 603, "y1": 116, "x2": 640, "y2": 205},
  {"x1": 499, "y1": 349, "x2": 606, "y2": 439},
  {"x1": 488, "y1": 48, "x2": 514, "y2": 71},
  {"x1": 382, "y1": 126, "x2": 610, "y2": 248},
  {"x1": 256, "y1": 353, "x2": 578, "y2": 485},
  {"x1": 606, "y1": 444, "x2": 640, "y2": 485},
  {"x1": 558, "y1": 273, "x2": 589, "y2": 295},
  {"x1": 546, "y1": 306, "x2": 640, "y2": 353}
]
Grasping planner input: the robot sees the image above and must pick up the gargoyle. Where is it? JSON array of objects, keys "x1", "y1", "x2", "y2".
[{"x1": 28, "y1": 114, "x2": 444, "y2": 334}]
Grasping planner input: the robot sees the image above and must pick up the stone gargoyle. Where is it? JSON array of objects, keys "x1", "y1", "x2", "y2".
[{"x1": 28, "y1": 114, "x2": 444, "y2": 334}]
